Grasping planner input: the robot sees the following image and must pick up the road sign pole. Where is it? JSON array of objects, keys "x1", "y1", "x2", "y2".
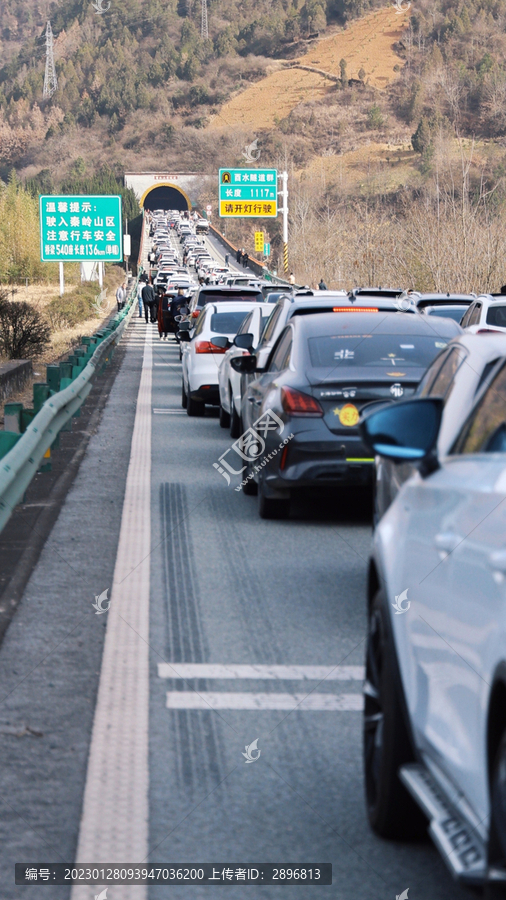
[
  {"x1": 98, "y1": 261, "x2": 104, "y2": 289},
  {"x1": 59, "y1": 261, "x2": 64, "y2": 297},
  {"x1": 281, "y1": 171, "x2": 288, "y2": 273}
]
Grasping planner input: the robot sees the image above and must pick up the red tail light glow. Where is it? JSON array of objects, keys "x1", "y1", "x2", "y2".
[
  {"x1": 195, "y1": 340, "x2": 226, "y2": 354},
  {"x1": 333, "y1": 307, "x2": 378, "y2": 313},
  {"x1": 281, "y1": 387, "x2": 323, "y2": 417},
  {"x1": 191, "y1": 310, "x2": 200, "y2": 318}
]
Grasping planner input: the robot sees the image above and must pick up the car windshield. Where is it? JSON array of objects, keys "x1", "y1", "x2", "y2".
[
  {"x1": 210, "y1": 311, "x2": 248, "y2": 334},
  {"x1": 486, "y1": 305, "x2": 506, "y2": 327},
  {"x1": 308, "y1": 333, "x2": 449, "y2": 368}
]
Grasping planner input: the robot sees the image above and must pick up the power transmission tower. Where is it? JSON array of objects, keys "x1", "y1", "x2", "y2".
[
  {"x1": 201, "y1": 0, "x2": 208, "y2": 40},
  {"x1": 43, "y1": 20, "x2": 58, "y2": 99}
]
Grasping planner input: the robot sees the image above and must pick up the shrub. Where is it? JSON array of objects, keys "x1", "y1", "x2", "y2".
[
  {"x1": 367, "y1": 103, "x2": 384, "y2": 128},
  {"x1": 0, "y1": 293, "x2": 51, "y2": 359},
  {"x1": 46, "y1": 291, "x2": 96, "y2": 330}
]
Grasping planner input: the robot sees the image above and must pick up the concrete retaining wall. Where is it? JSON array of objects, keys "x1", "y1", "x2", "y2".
[{"x1": 0, "y1": 360, "x2": 33, "y2": 402}]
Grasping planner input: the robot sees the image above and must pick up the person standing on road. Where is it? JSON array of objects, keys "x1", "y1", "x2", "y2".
[
  {"x1": 318, "y1": 278, "x2": 328, "y2": 290},
  {"x1": 236, "y1": 248, "x2": 242, "y2": 265},
  {"x1": 225, "y1": 253, "x2": 230, "y2": 267},
  {"x1": 142, "y1": 278, "x2": 156, "y2": 323},
  {"x1": 157, "y1": 291, "x2": 172, "y2": 341},
  {"x1": 242, "y1": 252, "x2": 249, "y2": 269},
  {"x1": 116, "y1": 282, "x2": 126, "y2": 312},
  {"x1": 137, "y1": 279, "x2": 144, "y2": 318},
  {"x1": 289, "y1": 272, "x2": 295, "y2": 285}
]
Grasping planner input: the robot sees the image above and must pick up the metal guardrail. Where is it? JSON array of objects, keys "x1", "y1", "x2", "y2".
[{"x1": 0, "y1": 275, "x2": 140, "y2": 534}]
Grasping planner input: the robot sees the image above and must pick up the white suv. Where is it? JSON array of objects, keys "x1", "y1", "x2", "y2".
[
  {"x1": 180, "y1": 302, "x2": 257, "y2": 416},
  {"x1": 461, "y1": 294, "x2": 506, "y2": 333},
  {"x1": 218, "y1": 304, "x2": 272, "y2": 436},
  {"x1": 360, "y1": 366, "x2": 506, "y2": 894}
]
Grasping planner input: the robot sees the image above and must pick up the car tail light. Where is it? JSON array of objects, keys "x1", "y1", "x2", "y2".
[
  {"x1": 280, "y1": 444, "x2": 290, "y2": 470},
  {"x1": 192, "y1": 310, "x2": 200, "y2": 318},
  {"x1": 195, "y1": 340, "x2": 226, "y2": 354},
  {"x1": 281, "y1": 387, "x2": 323, "y2": 416},
  {"x1": 332, "y1": 307, "x2": 379, "y2": 313}
]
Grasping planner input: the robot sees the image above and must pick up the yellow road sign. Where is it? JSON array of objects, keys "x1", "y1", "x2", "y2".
[
  {"x1": 219, "y1": 200, "x2": 277, "y2": 218},
  {"x1": 254, "y1": 232, "x2": 265, "y2": 252}
]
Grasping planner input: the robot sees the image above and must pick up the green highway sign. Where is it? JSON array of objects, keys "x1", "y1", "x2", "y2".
[
  {"x1": 219, "y1": 169, "x2": 277, "y2": 217},
  {"x1": 39, "y1": 195, "x2": 123, "y2": 262}
]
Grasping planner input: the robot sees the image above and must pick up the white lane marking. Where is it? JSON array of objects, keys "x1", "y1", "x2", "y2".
[
  {"x1": 166, "y1": 692, "x2": 363, "y2": 711},
  {"x1": 154, "y1": 362, "x2": 181, "y2": 367},
  {"x1": 71, "y1": 327, "x2": 152, "y2": 900},
  {"x1": 153, "y1": 409, "x2": 186, "y2": 415},
  {"x1": 158, "y1": 663, "x2": 364, "y2": 681}
]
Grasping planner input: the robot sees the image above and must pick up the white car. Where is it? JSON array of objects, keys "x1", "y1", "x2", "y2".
[
  {"x1": 218, "y1": 304, "x2": 272, "y2": 436},
  {"x1": 360, "y1": 364, "x2": 506, "y2": 893},
  {"x1": 180, "y1": 302, "x2": 254, "y2": 416},
  {"x1": 461, "y1": 293, "x2": 506, "y2": 333}
]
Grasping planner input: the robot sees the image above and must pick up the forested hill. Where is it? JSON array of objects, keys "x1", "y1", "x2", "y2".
[{"x1": 2, "y1": 0, "x2": 506, "y2": 185}]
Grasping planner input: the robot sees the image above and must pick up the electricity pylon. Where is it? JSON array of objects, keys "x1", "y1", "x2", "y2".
[
  {"x1": 201, "y1": 0, "x2": 208, "y2": 40},
  {"x1": 43, "y1": 21, "x2": 58, "y2": 99}
]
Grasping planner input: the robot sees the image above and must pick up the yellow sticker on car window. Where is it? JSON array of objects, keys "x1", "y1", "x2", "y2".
[{"x1": 338, "y1": 403, "x2": 360, "y2": 427}]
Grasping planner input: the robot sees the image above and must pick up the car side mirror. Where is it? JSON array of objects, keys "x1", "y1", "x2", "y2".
[
  {"x1": 178, "y1": 331, "x2": 191, "y2": 342},
  {"x1": 234, "y1": 333, "x2": 254, "y2": 350},
  {"x1": 231, "y1": 355, "x2": 257, "y2": 374},
  {"x1": 211, "y1": 335, "x2": 231, "y2": 349},
  {"x1": 359, "y1": 397, "x2": 443, "y2": 476}
]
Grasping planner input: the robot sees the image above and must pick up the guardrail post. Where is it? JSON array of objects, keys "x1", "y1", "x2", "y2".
[
  {"x1": 46, "y1": 365, "x2": 61, "y2": 393},
  {"x1": 4, "y1": 403, "x2": 22, "y2": 434},
  {"x1": 33, "y1": 383, "x2": 50, "y2": 413}
]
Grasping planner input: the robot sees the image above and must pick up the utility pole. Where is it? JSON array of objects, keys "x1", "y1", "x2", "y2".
[
  {"x1": 201, "y1": 0, "x2": 208, "y2": 40},
  {"x1": 43, "y1": 21, "x2": 58, "y2": 99},
  {"x1": 279, "y1": 171, "x2": 289, "y2": 274}
]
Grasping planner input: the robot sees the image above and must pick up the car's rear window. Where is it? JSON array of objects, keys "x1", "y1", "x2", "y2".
[
  {"x1": 425, "y1": 305, "x2": 468, "y2": 321},
  {"x1": 308, "y1": 333, "x2": 449, "y2": 368},
  {"x1": 200, "y1": 291, "x2": 263, "y2": 305},
  {"x1": 210, "y1": 311, "x2": 248, "y2": 334},
  {"x1": 486, "y1": 305, "x2": 506, "y2": 327}
]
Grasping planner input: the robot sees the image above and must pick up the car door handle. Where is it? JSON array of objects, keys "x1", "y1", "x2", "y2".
[
  {"x1": 434, "y1": 532, "x2": 463, "y2": 555},
  {"x1": 488, "y1": 550, "x2": 506, "y2": 573}
]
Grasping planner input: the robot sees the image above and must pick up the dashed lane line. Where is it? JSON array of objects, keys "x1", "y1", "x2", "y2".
[
  {"x1": 158, "y1": 663, "x2": 364, "y2": 680},
  {"x1": 166, "y1": 692, "x2": 363, "y2": 711}
]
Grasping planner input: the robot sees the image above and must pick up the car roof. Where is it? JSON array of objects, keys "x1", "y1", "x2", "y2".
[
  {"x1": 290, "y1": 310, "x2": 462, "y2": 336},
  {"x1": 204, "y1": 300, "x2": 264, "y2": 314},
  {"x1": 287, "y1": 295, "x2": 416, "y2": 314},
  {"x1": 348, "y1": 287, "x2": 404, "y2": 298}
]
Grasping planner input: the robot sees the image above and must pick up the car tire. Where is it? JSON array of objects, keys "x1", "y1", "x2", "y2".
[
  {"x1": 219, "y1": 403, "x2": 230, "y2": 428},
  {"x1": 182, "y1": 381, "x2": 188, "y2": 409},
  {"x1": 258, "y1": 473, "x2": 290, "y2": 519},
  {"x1": 187, "y1": 393, "x2": 205, "y2": 417},
  {"x1": 363, "y1": 588, "x2": 427, "y2": 839},
  {"x1": 229, "y1": 391, "x2": 242, "y2": 438},
  {"x1": 486, "y1": 730, "x2": 506, "y2": 898}
]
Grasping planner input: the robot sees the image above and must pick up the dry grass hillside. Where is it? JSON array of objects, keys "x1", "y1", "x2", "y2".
[{"x1": 208, "y1": 6, "x2": 409, "y2": 131}]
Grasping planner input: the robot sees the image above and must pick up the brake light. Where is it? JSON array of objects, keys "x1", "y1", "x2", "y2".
[
  {"x1": 280, "y1": 444, "x2": 290, "y2": 470},
  {"x1": 281, "y1": 387, "x2": 323, "y2": 416},
  {"x1": 332, "y1": 307, "x2": 378, "y2": 313},
  {"x1": 192, "y1": 310, "x2": 200, "y2": 318},
  {"x1": 195, "y1": 340, "x2": 226, "y2": 354}
]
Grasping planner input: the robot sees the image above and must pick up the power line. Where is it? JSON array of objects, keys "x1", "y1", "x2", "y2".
[
  {"x1": 43, "y1": 20, "x2": 58, "y2": 99},
  {"x1": 201, "y1": 0, "x2": 208, "y2": 40}
]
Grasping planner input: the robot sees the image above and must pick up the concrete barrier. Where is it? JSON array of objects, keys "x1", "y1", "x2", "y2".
[{"x1": 0, "y1": 360, "x2": 33, "y2": 402}]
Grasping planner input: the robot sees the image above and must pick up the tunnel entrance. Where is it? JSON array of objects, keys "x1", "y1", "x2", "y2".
[{"x1": 141, "y1": 184, "x2": 191, "y2": 211}]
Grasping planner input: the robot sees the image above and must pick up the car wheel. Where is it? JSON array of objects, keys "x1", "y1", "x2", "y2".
[
  {"x1": 258, "y1": 473, "x2": 290, "y2": 519},
  {"x1": 242, "y1": 462, "x2": 258, "y2": 496},
  {"x1": 230, "y1": 391, "x2": 242, "y2": 438},
  {"x1": 182, "y1": 381, "x2": 187, "y2": 409},
  {"x1": 219, "y1": 403, "x2": 230, "y2": 428},
  {"x1": 187, "y1": 393, "x2": 205, "y2": 417},
  {"x1": 486, "y1": 730, "x2": 506, "y2": 898},
  {"x1": 364, "y1": 588, "x2": 427, "y2": 839}
]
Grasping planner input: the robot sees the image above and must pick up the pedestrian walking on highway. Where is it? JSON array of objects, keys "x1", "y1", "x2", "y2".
[
  {"x1": 157, "y1": 292, "x2": 172, "y2": 340},
  {"x1": 137, "y1": 279, "x2": 144, "y2": 317},
  {"x1": 236, "y1": 248, "x2": 242, "y2": 265},
  {"x1": 225, "y1": 253, "x2": 230, "y2": 266},
  {"x1": 142, "y1": 279, "x2": 156, "y2": 323},
  {"x1": 318, "y1": 278, "x2": 328, "y2": 290},
  {"x1": 116, "y1": 282, "x2": 126, "y2": 311},
  {"x1": 289, "y1": 272, "x2": 295, "y2": 285},
  {"x1": 242, "y1": 252, "x2": 249, "y2": 269}
]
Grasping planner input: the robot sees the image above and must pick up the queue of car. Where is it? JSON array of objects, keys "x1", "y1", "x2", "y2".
[{"x1": 163, "y1": 228, "x2": 506, "y2": 891}]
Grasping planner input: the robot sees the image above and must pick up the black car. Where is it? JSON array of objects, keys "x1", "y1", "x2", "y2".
[
  {"x1": 412, "y1": 291, "x2": 475, "y2": 323},
  {"x1": 232, "y1": 310, "x2": 461, "y2": 518}
]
